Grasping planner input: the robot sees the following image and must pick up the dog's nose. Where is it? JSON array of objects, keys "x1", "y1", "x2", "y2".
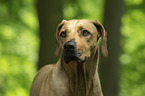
[{"x1": 64, "y1": 41, "x2": 76, "y2": 51}]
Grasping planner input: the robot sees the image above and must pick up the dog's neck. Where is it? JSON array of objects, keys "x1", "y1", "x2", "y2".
[{"x1": 60, "y1": 51, "x2": 99, "y2": 96}]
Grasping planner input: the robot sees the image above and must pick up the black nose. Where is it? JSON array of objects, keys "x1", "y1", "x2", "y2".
[{"x1": 64, "y1": 41, "x2": 76, "y2": 51}]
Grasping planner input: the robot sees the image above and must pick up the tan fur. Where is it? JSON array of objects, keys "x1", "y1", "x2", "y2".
[{"x1": 30, "y1": 19, "x2": 108, "y2": 96}]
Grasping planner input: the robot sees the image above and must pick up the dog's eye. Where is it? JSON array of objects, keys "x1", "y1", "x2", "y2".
[
  {"x1": 60, "y1": 31, "x2": 67, "y2": 38},
  {"x1": 82, "y1": 30, "x2": 90, "y2": 36}
]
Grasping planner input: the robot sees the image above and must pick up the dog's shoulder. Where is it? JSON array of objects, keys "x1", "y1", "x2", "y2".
[
  {"x1": 30, "y1": 64, "x2": 55, "y2": 96},
  {"x1": 38, "y1": 64, "x2": 55, "y2": 74},
  {"x1": 34, "y1": 64, "x2": 55, "y2": 82}
]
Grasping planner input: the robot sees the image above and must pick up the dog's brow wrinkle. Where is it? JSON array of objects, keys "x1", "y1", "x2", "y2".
[{"x1": 79, "y1": 26, "x2": 83, "y2": 30}]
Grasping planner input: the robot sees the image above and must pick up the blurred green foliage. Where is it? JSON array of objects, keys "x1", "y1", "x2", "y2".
[
  {"x1": 0, "y1": 0, "x2": 145, "y2": 96},
  {"x1": 63, "y1": 0, "x2": 104, "y2": 21},
  {"x1": 119, "y1": 0, "x2": 145, "y2": 96},
  {"x1": 0, "y1": 0, "x2": 38, "y2": 96}
]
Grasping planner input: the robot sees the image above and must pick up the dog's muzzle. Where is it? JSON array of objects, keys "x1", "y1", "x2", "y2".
[{"x1": 63, "y1": 41, "x2": 87, "y2": 64}]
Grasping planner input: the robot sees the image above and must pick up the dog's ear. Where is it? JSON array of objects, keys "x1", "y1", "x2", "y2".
[
  {"x1": 54, "y1": 20, "x2": 66, "y2": 57},
  {"x1": 92, "y1": 20, "x2": 108, "y2": 57}
]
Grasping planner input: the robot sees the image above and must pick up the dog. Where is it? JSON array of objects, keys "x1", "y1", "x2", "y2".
[{"x1": 30, "y1": 19, "x2": 108, "y2": 96}]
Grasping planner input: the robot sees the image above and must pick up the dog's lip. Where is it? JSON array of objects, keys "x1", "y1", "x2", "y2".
[
  {"x1": 63, "y1": 53, "x2": 87, "y2": 64},
  {"x1": 63, "y1": 54, "x2": 77, "y2": 64}
]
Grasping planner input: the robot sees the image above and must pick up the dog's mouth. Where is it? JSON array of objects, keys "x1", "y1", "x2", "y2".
[
  {"x1": 62, "y1": 40, "x2": 87, "y2": 64},
  {"x1": 63, "y1": 51, "x2": 87, "y2": 64}
]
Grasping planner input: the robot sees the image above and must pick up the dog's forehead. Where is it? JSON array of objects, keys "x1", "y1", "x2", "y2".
[{"x1": 63, "y1": 20, "x2": 96, "y2": 32}]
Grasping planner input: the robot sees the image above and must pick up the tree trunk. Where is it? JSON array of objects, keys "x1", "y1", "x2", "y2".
[
  {"x1": 36, "y1": 0, "x2": 63, "y2": 70},
  {"x1": 99, "y1": 0, "x2": 124, "y2": 96}
]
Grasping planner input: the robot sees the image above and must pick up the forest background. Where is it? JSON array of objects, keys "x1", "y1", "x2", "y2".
[{"x1": 0, "y1": 0, "x2": 145, "y2": 96}]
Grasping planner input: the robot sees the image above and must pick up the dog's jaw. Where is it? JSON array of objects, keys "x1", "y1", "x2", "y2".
[
  {"x1": 63, "y1": 52, "x2": 88, "y2": 64},
  {"x1": 60, "y1": 50, "x2": 102, "y2": 96}
]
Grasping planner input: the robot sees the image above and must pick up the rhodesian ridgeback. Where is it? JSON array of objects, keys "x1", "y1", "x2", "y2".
[{"x1": 30, "y1": 19, "x2": 108, "y2": 96}]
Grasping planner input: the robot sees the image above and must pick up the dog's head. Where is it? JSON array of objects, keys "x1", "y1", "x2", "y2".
[{"x1": 54, "y1": 19, "x2": 108, "y2": 64}]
